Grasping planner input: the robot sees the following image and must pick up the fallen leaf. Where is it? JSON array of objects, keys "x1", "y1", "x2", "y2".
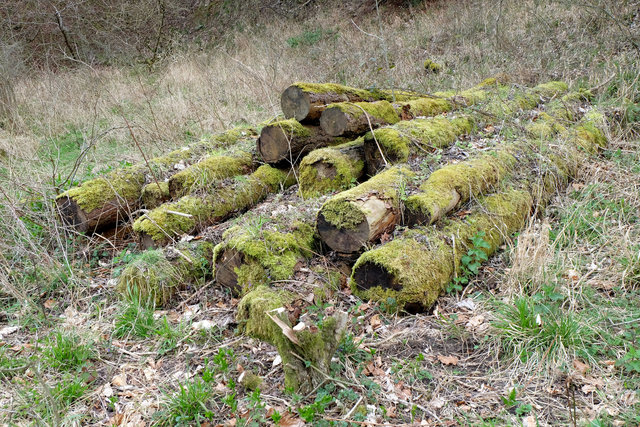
[
  {"x1": 437, "y1": 355, "x2": 458, "y2": 366},
  {"x1": 112, "y1": 374, "x2": 127, "y2": 387},
  {"x1": 192, "y1": 320, "x2": 216, "y2": 330},
  {"x1": 466, "y1": 315, "x2": 485, "y2": 328},
  {"x1": 370, "y1": 314, "x2": 382, "y2": 330},
  {"x1": 0, "y1": 325, "x2": 19, "y2": 339},
  {"x1": 272, "y1": 355, "x2": 282, "y2": 367},
  {"x1": 102, "y1": 383, "x2": 114, "y2": 398},
  {"x1": 43, "y1": 299, "x2": 57, "y2": 309},
  {"x1": 522, "y1": 415, "x2": 537, "y2": 427},
  {"x1": 573, "y1": 359, "x2": 589, "y2": 375},
  {"x1": 430, "y1": 397, "x2": 445, "y2": 409}
]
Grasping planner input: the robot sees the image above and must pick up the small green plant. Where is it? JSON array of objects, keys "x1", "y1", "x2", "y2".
[
  {"x1": 113, "y1": 300, "x2": 156, "y2": 339},
  {"x1": 616, "y1": 346, "x2": 640, "y2": 374},
  {"x1": 297, "y1": 389, "x2": 334, "y2": 422},
  {"x1": 44, "y1": 332, "x2": 94, "y2": 371},
  {"x1": 286, "y1": 28, "x2": 337, "y2": 48},
  {"x1": 447, "y1": 231, "x2": 490, "y2": 293},
  {"x1": 156, "y1": 378, "x2": 214, "y2": 425},
  {"x1": 501, "y1": 388, "x2": 532, "y2": 416}
]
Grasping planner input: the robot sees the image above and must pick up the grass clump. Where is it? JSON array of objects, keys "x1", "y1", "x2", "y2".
[{"x1": 43, "y1": 331, "x2": 95, "y2": 372}]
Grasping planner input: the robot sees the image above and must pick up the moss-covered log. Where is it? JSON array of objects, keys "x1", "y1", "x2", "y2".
[
  {"x1": 281, "y1": 82, "x2": 419, "y2": 123},
  {"x1": 298, "y1": 138, "x2": 365, "y2": 198},
  {"x1": 168, "y1": 143, "x2": 256, "y2": 198},
  {"x1": 236, "y1": 286, "x2": 348, "y2": 393},
  {"x1": 351, "y1": 189, "x2": 534, "y2": 312},
  {"x1": 404, "y1": 150, "x2": 518, "y2": 225},
  {"x1": 257, "y1": 119, "x2": 346, "y2": 164},
  {"x1": 55, "y1": 127, "x2": 256, "y2": 232},
  {"x1": 133, "y1": 165, "x2": 296, "y2": 248},
  {"x1": 320, "y1": 100, "x2": 400, "y2": 137},
  {"x1": 115, "y1": 240, "x2": 215, "y2": 307},
  {"x1": 363, "y1": 115, "x2": 475, "y2": 175},
  {"x1": 317, "y1": 166, "x2": 414, "y2": 253},
  {"x1": 141, "y1": 181, "x2": 170, "y2": 209},
  {"x1": 213, "y1": 221, "x2": 317, "y2": 296}
]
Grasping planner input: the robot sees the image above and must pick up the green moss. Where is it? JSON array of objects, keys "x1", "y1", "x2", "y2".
[
  {"x1": 532, "y1": 81, "x2": 569, "y2": 98},
  {"x1": 213, "y1": 221, "x2": 316, "y2": 293},
  {"x1": 292, "y1": 82, "x2": 373, "y2": 99},
  {"x1": 265, "y1": 119, "x2": 311, "y2": 138},
  {"x1": 133, "y1": 195, "x2": 208, "y2": 242},
  {"x1": 352, "y1": 189, "x2": 533, "y2": 310},
  {"x1": 141, "y1": 181, "x2": 170, "y2": 208},
  {"x1": 298, "y1": 139, "x2": 364, "y2": 198},
  {"x1": 328, "y1": 100, "x2": 400, "y2": 125},
  {"x1": 526, "y1": 112, "x2": 568, "y2": 139},
  {"x1": 369, "y1": 116, "x2": 474, "y2": 164},
  {"x1": 320, "y1": 166, "x2": 414, "y2": 230},
  {"x1": 405, "y1": 97, "x2": 453, "y2": 116},
  {"x1": 115, "y1": 250, "x2": 179, "y2": 307},
  {"x1": 239, "y1": 372, "x2": 263, "y2": 391},
  {"x1": 405, "y1": 150, "x2": 517, "y2": 223},
  {"x1": 169, "y1": 151, "x2": 253, "y2": 197},
  {"x1": 423, "y1": 59, "x2": 443, "y2": 74},
  {"x1": 570, "y1": 109, "x2": 608, "y2": 153},
  {"x1": 60, "y1": 167, "x2": 146, "y2": 212}
]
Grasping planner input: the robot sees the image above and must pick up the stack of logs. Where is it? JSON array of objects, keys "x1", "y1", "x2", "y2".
[{"x1": 55, "y1": 78, "x2": 608, "y2": 392}]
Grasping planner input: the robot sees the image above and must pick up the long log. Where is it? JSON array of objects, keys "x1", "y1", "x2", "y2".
[
  {"x1": 132, "y1": 165, "x2": 296, "y2": 248},
  {"x1": 257, "y1": 119, "x2": 346, "y2": 164},
  {"x1": 319, "y1": 100, "x2": 401, "y2": 137},
  {"x1": 213, "y1": 220, "x2": 317, "y2": 296},
  {"x1": 298, "y1": 138, "x2": 365, "y2": 198},
  {"x1": 281, "y1": 82, "x2": 419, "y2": 123},
  {"x1": 237, "y1": 285, "x2": 348, "y2": 393},
  {"x1": 317, "y1": 166, "x2": 414, "y2": 253},
  {"x1": 404, "y1": 149, "x2": 518, "y2": 226},
  {"x1": 55, "y1": 127, "x2": 257, "y2": 232},
  {"x1": 168, "y1": 142, "x2": 256, "y2": 198},
  {"x1": 363, "y1": 115, "x2": 475, "y2": 175},
  {"x1": 351, "y1": 189, "x2": 534, "y2": 312}
]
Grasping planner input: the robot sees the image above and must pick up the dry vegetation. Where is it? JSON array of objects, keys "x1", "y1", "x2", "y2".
[{"x1": 1, "y1": 0, "x2": 639, "y2": 425}]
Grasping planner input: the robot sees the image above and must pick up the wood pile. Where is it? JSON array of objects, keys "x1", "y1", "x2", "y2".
[{"x1": 56, "y1": 78, "x2": 608, "y2": 392}]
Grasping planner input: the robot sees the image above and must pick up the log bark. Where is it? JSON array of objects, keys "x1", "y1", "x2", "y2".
[
  {"x1": 237, "y1": 285, "x2": 348, "y2": 393},
  {"x1": 317, "y1": 166, "x2": 414, "y2": 253},
  {"x1": 319, "y1": 100, "x2": 400, "y2": 137},
  {"x1": 363, "y1": 116, "x2": 475, "y2": 175},
  {"x1": 351, "y1": 189, "x2": 534, "y2": 313},
  {"x1": 298, "y1": 139, "x2": 365, "y2": 198},
  {"x1": 257, "y1": 119, "x2": 345, "y2": 164},
  {"x1": 55, "y1": 127, "x2": 257, "y2": 232},
  {"x1": 133, "y1": 165, "x2": 296, "y2": 248},
  {"x1": 280, "y1": 82, "x2": 419, "y2": 123}
]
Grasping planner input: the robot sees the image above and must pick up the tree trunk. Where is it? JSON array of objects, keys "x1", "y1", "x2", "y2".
[
  {"x1": 280, "y1": 82, "x2": 419, "y2": 123},
  {"x1": 351, "y1": 189, "x2": 534, "y2": 313},
  {"x1": 56, "y1": 127, "x2": 257, "y2": 232},
  {"x1": 168, "y1": 147, "x2": 256, "y2": 198},
  {"x1": 133, "y1": 165, "x2": 296, "y2": 248},
  {"x1": 298, "y1": 139, "x2": 365, "y2": 198},
  {"x1": 317, "y1": 166, "x2": 414, "y2": 253},
  {"x1": 363, "y1": 116, "x2": 475, "y2": 175},
  {"x1": 237, "y1": 285, "x2": 348, "y2": 394},
  {"x1": 257, "y1": 119, "x2": 344, "y2": 164},
  {"x1": 319, "y1": 100, "x2": 400, "y2": 137}
]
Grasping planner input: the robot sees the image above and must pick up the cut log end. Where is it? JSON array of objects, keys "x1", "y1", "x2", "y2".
[
  {"x1": 317, "y1": 211, "x2": 369, "y2": 253},
  {"x1": 214, "y1": 248, "x2": 243, "y2": 296},
  {"x1": 320, "y1": 107, "x2": 348, "y2": 137},
  {"x1": 56, "y1": 196, "x2": 89, "y2": 233},
  {"x1": 257, "y1": 127, "x2": 290, "y2": 164},
  {"x1": 281, "y1": 85, "x2": 311, "y2": 122},
  {"x1": 352, "y1": 261, "x2": 399, "y2": 291}
]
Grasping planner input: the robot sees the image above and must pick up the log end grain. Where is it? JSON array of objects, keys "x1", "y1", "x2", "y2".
[
  {"x1": 281, "y1": 85, "x2": 311, "y2": 122},
  {"x1": 319, "y1": 106, "x2": 349, "y2": 137},
  {"x1": 317, "y1": 209, "x2": 370, "y2": 253}
]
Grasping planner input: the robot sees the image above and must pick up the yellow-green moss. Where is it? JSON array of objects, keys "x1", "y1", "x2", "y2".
[
  {"x1": 352, "y1": 189, "x2": 533, "y2": 310},
  {"x1": 115, "y1": 249, "x2": 179, "y2": 307},
  {"x1": 328, "y1": 100, "x2": 400, "y2": 126},
  {"x1": 404, "y1": 97, "x2": 453, "y2": 117},
  {"x1": 526, "y1": 112, "x2": 568, "y2": 139},
  {"x1": 265, "y1": 118, "x2": 311, "y2": 138},
  {"x1": 532, "y1": 81, "x2": 569, "y2": 98},
  {"x1": 59, "y1": 167, "x2": 146, "y2": 212},
  {"x1": 141, "y1": 181, "x2": 170, "y2": 208},
  {"x1": 298, "y1": 139, "x2": 365, "y2": 198},
  {"x1": 212, "y1": 221, "x2": 317, "y2": 293},
  {"x1": 169, "y1": 151, "x2": 254, "y2": 197},
  {"x1": 570, "y1": 109, "x2": 608, "y2": 153},
  {"x1": 291, "y1": 82, "x2": 374, "y2": 99},
  {"x1": 423, "y1": 59, "x2": 443, "y2": 74},
  {"x1": 239, "y1": 372, "x2": 263, "y2": 391},
  {"x1": 320, "y1": 166, "x2": 414, "y2": 230}
]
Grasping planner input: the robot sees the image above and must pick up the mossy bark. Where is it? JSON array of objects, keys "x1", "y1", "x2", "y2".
[
  {"x1": 281, "y1": 82, "x2": 419, "y2": 123},
  {"x1": 363, "y1": 116, "x2": 475, "y2": 175},
  {"x1": 115, "y1": 240, "x2": 215, "y2": 307},
  {"x1": 141, "y1": 181, "x2": 170, "y2": 209},
  {"x1": 56, "y1": 127, "x2": 257, "y2": 232},
  {"x1": 133, "y1": 165, "x2": 296, "y2": 248},
  {"x1": 257, "y1": 119, "x2": 346, "y2": 164},
  {"x1": 168, "y1": 145, "x2": 256, "y2": 198},
  {"x1": 320, "y1": 100, "x2": 401, "y2": 137},
  {"x1": 213, "y1": 221, "x2": 317, "y2": 296},
  {"x1": 404, "y1": 149, "x2": 518, "y2": 225},
  {"x1": 236, "y1": 286, "x2": 348, "y2": 393},
  {"x1": 317, "y1": 166, "x2": 414, "y2": 253},
  {"x1": 298, "y1": 138, "x2": 365, "y2": 199},
  {"x1": 351, "y1": 189, "x2": 534, "y2": 312}
]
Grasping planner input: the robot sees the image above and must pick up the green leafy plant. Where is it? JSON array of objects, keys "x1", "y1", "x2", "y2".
[
  {"x1": 113, "y1": 301, "x2": 156, "y2": 339},
  {"x1": 616, "y1": 346, "x2": 640, "y2": 374},
  {"x1": 44, "y1": 332, "x2": 94, "y2": 372},
  {"x1": 447, "y1": 231, "x2": 491, "y2": 293}
]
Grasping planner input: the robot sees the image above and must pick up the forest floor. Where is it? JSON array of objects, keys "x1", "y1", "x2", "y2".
[{"x1": 1, "y1": 0, "x2": 639, "y2": 425}]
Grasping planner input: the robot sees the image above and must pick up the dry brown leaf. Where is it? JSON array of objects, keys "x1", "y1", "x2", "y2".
[
  {"x1": 437, "y1": 354, "x2": 459, "y2": 366},
  {"x1": 370, "y1": 314, "x2": 382, "y2": 330},
  {"x1": 112, "y1": 374, "x2": 127, "y2": 387},
  {"x1": 522, "y1": 415, "x2": 537, "y2": 427},
  {"x1": 43, "y1": 299, "x2": 56, "y2": 309},
  {"x1": 278, "y1": 412, "x2": 306, "y2": 427},
  {"x1": 266, "y1": 310, "x2": 300, "y2": 345},
  {"x1": 573, "y1": 359, "x2": 590, "y2": 375}
]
